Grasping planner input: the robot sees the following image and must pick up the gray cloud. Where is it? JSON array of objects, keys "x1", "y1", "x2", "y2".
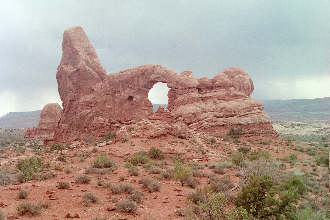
[{"x1": 0, "y1": 0, "x2": 329, "y2": 116}]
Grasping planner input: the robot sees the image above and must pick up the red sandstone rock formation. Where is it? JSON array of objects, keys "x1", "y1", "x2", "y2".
[
  {"x1": 54, "y1": 26, "x2": 276, "y2": 142},
  {"x1": 25, "y1": 103, "x2": 62, "y2": 140}
]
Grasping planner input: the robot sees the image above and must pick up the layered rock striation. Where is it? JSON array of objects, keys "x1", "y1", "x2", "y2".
[
  {"x1": 52, "y1": 26, "x2": 276, "y2": 142},
  {"x1": 25, "y1": 103, "x2": 62, "y2": 140}
]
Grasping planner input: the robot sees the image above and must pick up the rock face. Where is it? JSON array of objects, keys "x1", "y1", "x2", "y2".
[
  {"x1": 25, "y1": 103, "x2": 62, "y2": 140},
  {"x1": 53, "y1": 26, "x2": 276, "y2": 142}
]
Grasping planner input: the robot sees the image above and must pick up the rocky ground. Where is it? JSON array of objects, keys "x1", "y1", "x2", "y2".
[
  {"x1": 0, "y1": 129, "x2": 26, "y2": 148},
  {"x1": 0, "y1": 131, "x2": 328, "y2": 219}
]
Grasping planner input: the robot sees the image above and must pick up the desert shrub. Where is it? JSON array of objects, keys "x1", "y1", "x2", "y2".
[
  {"x1": 17, "y1": 202, "x2": 42, "y2": 216},
  {"x1": 119, "y1": 184, "x2": 134, "y2": 194},
  {"x1": 82, "y1": 192, "x2": 99, "y2": 206},
  {"x1": 127, "y1": 151, "x2": 150, "y2": 166},
  {"x1": 128, "y1": 166, "x2": 139, "y2": 176},
  {"x1": 58, "y1": 181, "x2": 70, "y2": 189},
  {"x1": 198, "y1": 193, "x2": 228, "y2": 219},
  {"x1": 41, "y1": 171, "x2": 56, "y2": 180},
  {"x1": 92, "y1": 218, "x2": 106, "y2": 220},
  {"x1": 238, "y1": 146, "x2": 251, "y2": 154},
  {"x1": 92, "y1": 153, "x2": 116, "y2": 169},
  {"x1": 238, "y1": 159, "x2": 285, "y2": 186},
  {"x1": 139, "y1": 178, "x2": 160, "y2": 192},
  {"x1": 173, "y1": 161, "x2": 192, "y2": 186},
  {"x1": 57, "y1": 154, "x2": 66, "y2": 162},
  {"x1": 315, "y1": 152, "x2": 329, "y2": 166},
  {"x1": 0, "y1": 210, "x2": 4, "y2": 220},
  {"x1": 296, "y1": 208, "x2": 327, "y2": 220},
  {"x1": 247, "y1": 150, "x2": 271, "y2": 161},
  {"x1": 0, "y1": 167, "x2": 16, "y2": 185},
  {"x1": 85, "y1": 167, "x2": 114, "y2": 175},
  {"x1": 209, "y1": 175, "x2": 235, "y2": 193},
  {"x1": 147, "y1": 166, "x2": 162, "y2": 174},
  {"x1": 16, "y1": 156, "x2": 43, "y2": 182},
  {"x1": 188, "y1": 189, "x2": 208, "y2": 204},
  {"x1": 54, "y1": 164, "x2": 63, "y2": 171},
  {"x1": 50, "y1": 143, "x2": 66, "y2": 153},
  {"x1": 286, "y1": 153, "x2": 297, "y2": 165},
  {"x1": 235, "y1": 175, "x2": 275, "y2": 218},
  {"x1": 97, "y1": 178, "x2": 110, "y2": 187},
  {"x1": 186, "y1": 177, "x2": 199, "y2": 189},
  {"x1": 116, "y1": 199, "x2": 137, "y2": 213},
  {"x1": 231, "y1": 152, "x2": 245, "y2": 166},
  {"x1": 12, "y1": 145, "x2": 26, "y2": 153},
  {"x1": 104, "y1": 132, "x2": 116, "y2": 140},
  {"x1": 75, "y1": 175, "x2": 91, "y2": 184},
  {"x1": 213, "y1": 165, "x2": 226, "y2": 174},
  {"x1": 209, "y1": 137, "x2": 216, "y2": 145},
  {"x1": 91, "y1": 147, "x2": 98, "y2": 153},
  {"x1": 192, "y1": 168, "x2": 205, "y2": 177},
  {"x1": 110, "y1": 184, "x2": 134, "y2": 194},
  {"x1": 229, "y1": 127, "x2": 243, "y2": 139},
  {"x1": 39, "y1": 201, "x2": 50, "y2": 209},
  {"x1": 127, "y1": 191, "x2": 144, "y2": 204},
  {"x1": 285, "y1": 139, "x2": 293, "y2": 146},
  {"x1": 235, "y1": 175, "x2": 307, "y2": 219},
  {"x1": 148, "y1": 147, "x2": 164, "y2": 159},
  {"x1": 64, "y1": 167, "x2": 72, "y2": 174},
  {"x1": 160, "y1": 169, "x2": 173, "y2": 179},
  {"x1": 18, "y1": 189, "x2": 28, "y2": 199}
]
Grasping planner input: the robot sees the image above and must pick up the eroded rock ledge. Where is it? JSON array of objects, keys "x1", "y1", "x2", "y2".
[
  {"x1": 25, "y1": 103, "x2": 62, "y2": 140},
  {"x1": 28, "y1": 26, "x2": 277, "y2": 142}
]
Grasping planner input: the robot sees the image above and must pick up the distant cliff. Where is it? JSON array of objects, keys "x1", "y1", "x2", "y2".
[
  {"x1": 0, "y1": 110, "x2": 41, "y2": 128},
  {"x1": 262, "y1": 97, "x2": 330, "y2": 121}
]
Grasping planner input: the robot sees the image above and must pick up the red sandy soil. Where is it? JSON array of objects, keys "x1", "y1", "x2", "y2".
[{"x1": 0, "y1": 135, "x2": 322, "y2": 219}]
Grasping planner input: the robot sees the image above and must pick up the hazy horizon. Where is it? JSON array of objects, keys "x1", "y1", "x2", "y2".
[{"x1": 1, "y1": 0, "x2": 329, "y2": 117}]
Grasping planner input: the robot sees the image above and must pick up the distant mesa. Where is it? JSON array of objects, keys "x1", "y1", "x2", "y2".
[{"x1": 25, "y1": 26, "x2": 277, "y2": 142}]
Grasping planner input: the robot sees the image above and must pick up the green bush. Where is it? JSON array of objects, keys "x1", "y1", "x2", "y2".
[
  {"x1": 173, "y1": 161, "x2": 192, "y2": 186},
  {"x1": 235, "y1": 175, "x2": 275, "y2": 218},
  {"x1": 148, "y1": 147, "x2": 164, "y2": 159},
  {"x1": 235, "y1": 175, "x2": 307, "y2": 219},
  {"x1": 127, "y1": 151, "x2": 150, "y2": 166},
  {"x1": 198, "y1": 193, "x2": 228, "y2": 219},
  {"x1": 92, "y1": 153, "x2": 116, "y2": 169},
  {"x1": 16, "y1": 156, "x2": 43, "y2": 182},
  {"x1": 229, "y1": 127, "x2": 243, "y2": 139}
]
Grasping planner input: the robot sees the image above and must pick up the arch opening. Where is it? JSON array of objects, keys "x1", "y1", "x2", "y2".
[{"x1": 148, "y1": 82, "x2": 169, "y2": 112}]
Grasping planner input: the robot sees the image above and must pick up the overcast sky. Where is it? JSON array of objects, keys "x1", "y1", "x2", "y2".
[{"x1": 0, "y1": 0, "x2": 329, "y2": 116}]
